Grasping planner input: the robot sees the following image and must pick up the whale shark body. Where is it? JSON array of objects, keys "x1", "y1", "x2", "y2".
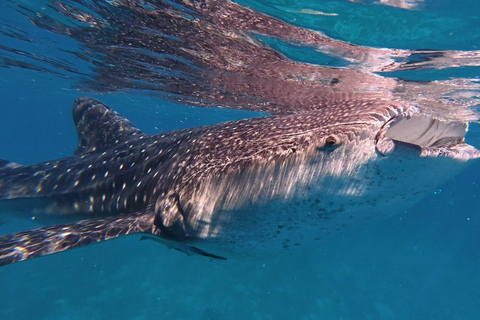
[{"x1": 0, "y1": 97, "x2": 478, "y2": 266}]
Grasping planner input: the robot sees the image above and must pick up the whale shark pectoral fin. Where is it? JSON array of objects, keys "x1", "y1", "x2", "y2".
[
  {"x1": 73, "y1": 97, "x2": 148, "y2": 155},
  {"x1": 0, "y1": 211, "x2": 155, "y2": 266}
]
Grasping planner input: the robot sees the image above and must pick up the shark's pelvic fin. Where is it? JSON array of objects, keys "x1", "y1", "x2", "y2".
[
  {"x1": 0, "y1": 211, "x2": 155, "y2": 266},
  {"x1": 73, "y1": 97, "x2": 148, "y2": 155}
]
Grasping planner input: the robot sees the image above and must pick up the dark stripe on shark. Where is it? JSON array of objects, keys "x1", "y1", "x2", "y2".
[
  {"x1": 185, "y1": 245, "x2": 227, "y2": 260},
  {"x1": 139, "y1": 235, "x2": 227, "y2": 260}
]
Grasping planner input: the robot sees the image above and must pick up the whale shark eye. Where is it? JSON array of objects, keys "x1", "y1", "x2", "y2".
[{"x1": 325, "y1": 135, "x2": 339, "y2": 146}]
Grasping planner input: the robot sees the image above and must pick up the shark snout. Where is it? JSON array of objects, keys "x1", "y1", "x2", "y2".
[{"x1": 375, "y1": 114, "x2": 480, "y2": 160}]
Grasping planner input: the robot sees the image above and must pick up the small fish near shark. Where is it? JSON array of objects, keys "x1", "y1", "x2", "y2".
[{"x1": 0, "y1": 97, "x2": 478, "y2": 266}]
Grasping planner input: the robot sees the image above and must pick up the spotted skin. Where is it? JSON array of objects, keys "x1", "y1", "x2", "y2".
[
  {"x1": 0, "y1": 211, "x2": 154, "y2": 267},
  {"x1": 0, "y1": 98, "x2": 402, "y2": 213},
  {"x1": 0, "y1": 97, "x2": 477, "y2": 266}
]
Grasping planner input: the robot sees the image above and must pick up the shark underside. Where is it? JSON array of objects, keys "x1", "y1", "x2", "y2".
[{"x1": 0, "y1": 97, "x2": 478, "y2": 266}]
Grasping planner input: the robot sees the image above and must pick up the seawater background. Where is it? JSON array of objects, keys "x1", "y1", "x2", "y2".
[{"x1": 1, "y1": 0, "x2": 480, "y2": 319}]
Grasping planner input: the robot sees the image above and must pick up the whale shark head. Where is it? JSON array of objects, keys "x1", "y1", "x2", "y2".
[{"x1": 146, "y1": 99, "x2": 479, "y2": 255}]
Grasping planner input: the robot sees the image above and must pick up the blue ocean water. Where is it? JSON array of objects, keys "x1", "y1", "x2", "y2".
[{"x1": 1, "y1": 0, "x2": 480, "y2": 319}]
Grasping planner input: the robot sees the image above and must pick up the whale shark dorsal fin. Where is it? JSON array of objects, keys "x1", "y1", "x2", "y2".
[
  {"x1": 73, "y1": 97, "x2": 148, "y2": 155},
  {"x1": 0, "y1": 159, "x2": 22, "y2": 170}
]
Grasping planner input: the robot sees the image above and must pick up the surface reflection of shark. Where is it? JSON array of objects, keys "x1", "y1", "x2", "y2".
[
  {"x1": 12, "y1": 0, "x2": 480, "y2": 120},
  {"x1": 0, "y1": 97, "x2": 478, "y2": 266}
]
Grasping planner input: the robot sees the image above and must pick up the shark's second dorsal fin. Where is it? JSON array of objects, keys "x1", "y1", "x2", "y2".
[{"x1": 73, "y1": 97, "x2": 147, "y2": 155}]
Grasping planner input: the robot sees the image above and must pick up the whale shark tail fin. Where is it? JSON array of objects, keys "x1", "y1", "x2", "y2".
[
  {"x1": 73, "y1": 97, "x2": 148, "y2": 155},
  {"x1": 0, "y1": 211, "x2": 155, "y2": 267}
]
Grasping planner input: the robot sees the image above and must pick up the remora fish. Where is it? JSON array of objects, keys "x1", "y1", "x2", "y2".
[{"x1": 0, "y1": 97, "x2": 478, "y2": 266}]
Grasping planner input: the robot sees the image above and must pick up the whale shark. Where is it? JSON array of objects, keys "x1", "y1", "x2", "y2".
[{"x1": 0, "y1": 97, "x2": 478, "y2": 266}]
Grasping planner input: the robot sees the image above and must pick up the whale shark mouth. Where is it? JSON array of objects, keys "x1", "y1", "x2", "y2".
[{"x1": 378, "y1": 113, "x2": 480, "y2": 160}]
